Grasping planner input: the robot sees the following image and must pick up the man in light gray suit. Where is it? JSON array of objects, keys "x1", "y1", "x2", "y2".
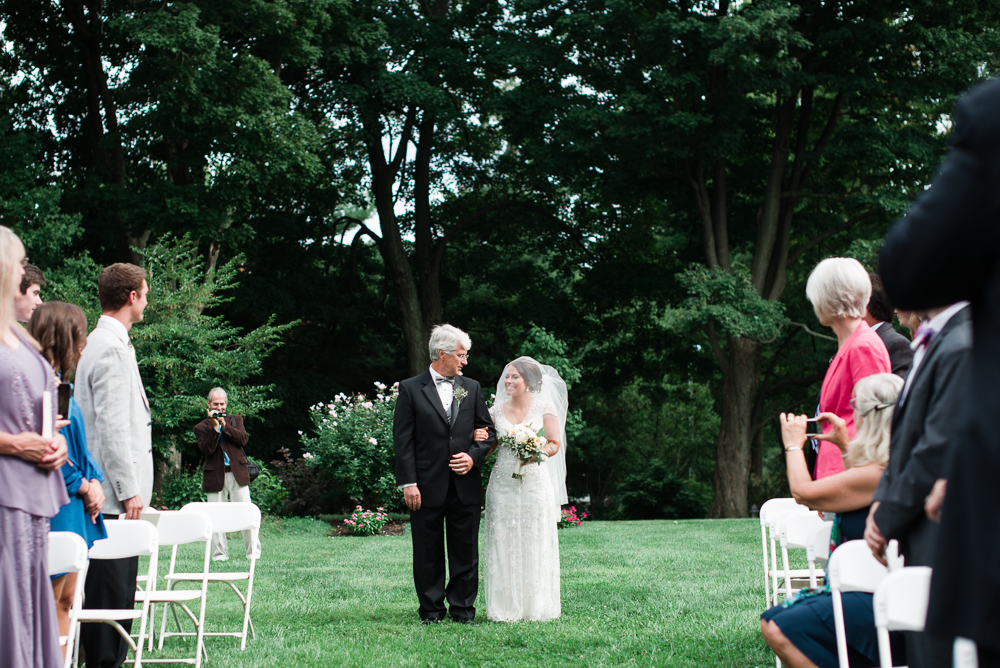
[{"x1": 75, "y1": 262, "x2": 152, "y2": 668}]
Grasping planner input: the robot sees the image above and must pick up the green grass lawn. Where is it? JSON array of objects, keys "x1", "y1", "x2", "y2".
[{"x1": 136, "y1": 517, "x2": 783, "y2": 667}]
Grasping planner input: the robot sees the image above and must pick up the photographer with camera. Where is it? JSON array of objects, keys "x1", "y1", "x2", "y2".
[{"x1": 194, "y1": 387, "x2": 261, "y2": 561}]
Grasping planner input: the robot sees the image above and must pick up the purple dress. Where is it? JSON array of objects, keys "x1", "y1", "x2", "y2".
[{"x1": 0, "y1": 328, "x2": 70, "y2": 668}]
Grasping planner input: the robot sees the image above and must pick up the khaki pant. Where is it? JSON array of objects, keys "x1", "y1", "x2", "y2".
[{"x1": 206, "y1": 472, "x2": 261, "y2": 561}]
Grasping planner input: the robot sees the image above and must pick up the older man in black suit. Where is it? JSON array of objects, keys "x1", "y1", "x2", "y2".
[
  {"x1": 880, "y1": 77, "x2": 1000, "y2": 666},
  {"x1": 863, "y1": 273, "x2": 914, "y2": 379},
  {"x1": 864, "y1": 302, "x2": 971, "y2": 667},
  {"x1": 394, "y1": 324, "x2": 496, "y2": 625}
]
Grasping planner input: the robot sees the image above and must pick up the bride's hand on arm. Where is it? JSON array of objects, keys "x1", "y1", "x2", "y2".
[{"x1": 474, "y1": 428, "x2": 489, "y2": 442}]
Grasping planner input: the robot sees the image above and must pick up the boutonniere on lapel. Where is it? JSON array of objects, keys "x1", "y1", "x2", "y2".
[{"x1": 453, "y1": 386, "x2": 468, "y2": 408}]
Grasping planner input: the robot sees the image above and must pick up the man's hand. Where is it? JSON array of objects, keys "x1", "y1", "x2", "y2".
[
  {"x1": 207, "y1": 409, "x2": 225, "y2": 430},
  {"x1": 403, "y1": 485, "x2": 421, "y2": 512},
  {"x1": 864, "y1": 502, "x2": 888, "y2": 566},
  {"x1": 450, "y1": 452, "x2": 474, "y2": 475},
  {"x1": 38, "y1": 434, "x2": 68, "y2": 471},
  {"x1": 123, "y1": 495, "x2": 144, "y2": 520},
  {"x1": 925, "y1": 478, "x2": 947, "y2": 522}
]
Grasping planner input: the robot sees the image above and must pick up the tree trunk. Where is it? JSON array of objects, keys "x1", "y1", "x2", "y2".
[{"x1": 709, "y1": 336, "x2": 762, "y2": 518}]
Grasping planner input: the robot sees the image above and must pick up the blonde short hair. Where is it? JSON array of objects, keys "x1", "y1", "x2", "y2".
[
  {"x1": 806, "y1": 257, "x2": 872, "y2": 325},
  {"x1": 847, "y1": 373, "x2": 904, "y2": 467},
  {"x1": 428, "y1": 324, "x2": 472, "y2": 362}
]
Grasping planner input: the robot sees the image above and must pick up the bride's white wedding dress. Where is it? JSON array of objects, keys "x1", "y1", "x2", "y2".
[{"x1": 484, "y1": 398, "x2": 561, "y2": 622}]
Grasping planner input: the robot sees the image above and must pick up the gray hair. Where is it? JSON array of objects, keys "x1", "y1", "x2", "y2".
[
  {"x1": 806, "y1": 257, "x2": 872, "y2": 325},
  {"x1": 847, "y1": 373, "x2": 903, "y2": 467},
  {"x1": 207, "y1": 387, "x2": 228, "y2": 403},
  {"x1": 428, "y1": 324, "x2": 472, "y2": 362}
]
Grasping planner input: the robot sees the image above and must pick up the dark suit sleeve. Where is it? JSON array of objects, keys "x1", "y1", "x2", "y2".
[
  {"x1": 222, "y1": 415, "x2": 249, "y2": 448},
  {"x1": 883, "y1": 330, "x2": 914, "y2": 378},
  {"x1": 394, "y1": 382, "x2": 417, "y2": 486},
  {"x1": 880, "y1": 82, "x2": 1000, "y2": 309},
  {"x1": 466, "y1": 383, "x2": 496, "y2": 468},
  {"x1": 873, "y1": 345, "x2": 972, "y2": 539},
  {"x1": 194, "y1": 419, "x2": 221, "y2": 456}
]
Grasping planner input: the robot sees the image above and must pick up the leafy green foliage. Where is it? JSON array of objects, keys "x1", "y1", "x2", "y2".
[
  {"x1": 247, "y1": 457, "x2": 290, "y2": 517},
  {"x1": 152, "y1": 466, "x2": 207, "y2": 510},
  {"x1": 615, "y1": 460, "x2": 711, "y2": 520},
  {"x1": 133, "y1": 235, "x2": 297, "y2": 460},
  {"x1": 300, "y1": 383, "x2": 400, "y2": 511}
]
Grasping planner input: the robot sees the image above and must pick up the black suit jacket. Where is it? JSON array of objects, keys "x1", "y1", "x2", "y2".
[
  {"x1": 393, "y1": 371, "x2": 496, "y2": 508},
  {"x1": 874, "y1": 323, "x2": 914, "y2": 379},
  {"x1": 879, "y1": 77, "x2": 1000, "y2": 649},
  {"x1": 871, "y1": 306, "x2": 971, "y2": 565}
]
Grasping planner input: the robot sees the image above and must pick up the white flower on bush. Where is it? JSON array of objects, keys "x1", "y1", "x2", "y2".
[
  {"x1": 369, "y1": 437, "x2": 378, "y2": 445},
  {"x1": 303, "y1": 452, "x2": 314, "y2": 460}
]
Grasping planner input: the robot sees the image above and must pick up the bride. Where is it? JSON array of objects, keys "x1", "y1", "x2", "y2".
[{"x1": 478, "y1": 356, "x2": 568, "y2": 622}]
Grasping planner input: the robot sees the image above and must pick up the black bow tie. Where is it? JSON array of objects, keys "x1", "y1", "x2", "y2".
[{"x1": 436, "y1": 376, "x2": 456, "y2": 385}]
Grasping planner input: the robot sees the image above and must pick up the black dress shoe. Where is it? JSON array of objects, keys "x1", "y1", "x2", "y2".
[
  {"x1": 421, "y1": 618, "x2": 442, "y2": 625},
  {"x1": 453, "y1": 618, "x2": 479, "y2": 627}
]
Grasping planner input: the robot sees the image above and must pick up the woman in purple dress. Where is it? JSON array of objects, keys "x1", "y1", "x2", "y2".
[{"x1": 0, "y1": 225, "x2": 69, "y2": 668}]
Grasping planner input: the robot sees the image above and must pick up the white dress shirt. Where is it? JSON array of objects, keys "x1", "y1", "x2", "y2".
[{"x1": 428, "y1": 365, "x2": 455, "y2": 413}]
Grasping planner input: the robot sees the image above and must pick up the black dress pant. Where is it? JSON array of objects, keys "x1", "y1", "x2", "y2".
[
  {"x1": 409, "y1": 476, "x2": 480, "y2": 621},
  {"x1": 81, "y1": 515, "x2": 139, "y2": 668}
]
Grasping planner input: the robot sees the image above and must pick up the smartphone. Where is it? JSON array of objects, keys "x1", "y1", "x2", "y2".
[
  {"x1": 57, "y1": 382, "x2": 71, "y2": 418},
  {"x1": 805, "y1": 418, "x2": 823, "y2": 436}
]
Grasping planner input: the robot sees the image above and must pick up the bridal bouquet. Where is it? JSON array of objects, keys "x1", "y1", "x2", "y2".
[{"x1": 499, "y1": 424, "x2": 548, "y2": 480}]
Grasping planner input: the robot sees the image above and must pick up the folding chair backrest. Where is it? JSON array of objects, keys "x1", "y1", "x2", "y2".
[
  {"x1": 828, "y1": 539, "x2": 887, "y2": 593},
  {"x1": 49, "y1": 532, "x2": 89, "y2": 576},
  {"x1": 180, "y1": 502, "x2": 260, "y2": 534},
  {"x1": 154, "y1": 511, "x2": 213, "y2": 546},
  {"x1": 89, "y1": 520, "x2": 158, "y2": 560},
  {"x1": 806, "y1": 522, "x2": 834, "y2": 566},
  {"x1": 874, "y1": 566, "x2": 931, "y2": 633},
  {"x1": 781, "y1": 513, "x2": 827, "y2": 550},
  {"x1": 760, "y1": 498, "x2": 805, "y2": 528},
  {"x1": 768, "y1": 507, "x2": 811, "y2": 535}
]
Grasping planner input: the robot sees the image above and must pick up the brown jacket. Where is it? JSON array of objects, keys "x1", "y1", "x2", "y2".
[{"x1": 194, "y1": 414, "x2": 250, "y2": 492}]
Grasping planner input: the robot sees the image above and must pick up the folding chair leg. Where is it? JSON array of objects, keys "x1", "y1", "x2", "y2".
[{"x1": 762, "y1": 524, "x2": 772, "y2": 608}]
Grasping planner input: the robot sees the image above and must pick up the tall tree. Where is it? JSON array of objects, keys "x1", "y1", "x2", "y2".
[{"x1": 503, "y1": 0, "x2": 1000, "y2": 515}]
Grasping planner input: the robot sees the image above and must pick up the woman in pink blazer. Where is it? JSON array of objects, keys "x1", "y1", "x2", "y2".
[{"x1": 807, "y1": 258, "x2": 892, "y2": 479}]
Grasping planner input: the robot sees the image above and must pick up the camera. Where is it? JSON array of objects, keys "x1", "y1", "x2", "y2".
[
  {"x1": 805, "y1": 418, "x2": 823, "y2": 436},
  {"x1": 210, "y1": 410, "x2": 227, "y2": 419}
]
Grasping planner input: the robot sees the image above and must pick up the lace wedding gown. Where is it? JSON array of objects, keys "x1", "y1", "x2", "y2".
[{"x1": 484, "y1": 399, "x2": 561, "y2": 622}]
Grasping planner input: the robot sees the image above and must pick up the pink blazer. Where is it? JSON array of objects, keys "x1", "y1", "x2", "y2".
[{"x1": 815, "y1": 322, "x2": 892, "y2": 478}]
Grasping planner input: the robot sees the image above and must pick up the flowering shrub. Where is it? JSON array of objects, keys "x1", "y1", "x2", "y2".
[
  {"x1": 269, "y1": 447, "x2": 331, "y2": 516},
  {"x1": 558, "y1": 506, "x2": 588, "y2": 529},
  {"x1": 301, "y1": 382, "x2": 400, "y2": 511},
  {"x1": 343, "y1": 506, "x2": 390, "y2": 536}
]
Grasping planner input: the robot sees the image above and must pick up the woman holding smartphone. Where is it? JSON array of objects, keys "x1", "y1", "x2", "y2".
[{"x1": 29, "y1": 301, "x2": 107, "y2": 661}]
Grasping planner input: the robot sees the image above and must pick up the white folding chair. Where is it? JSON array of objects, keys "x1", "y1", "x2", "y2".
[
  {"x1": 954, "y1": 637, "x2": 979, "y2": 668},
  {"x1": 161, "y1": 503, "x2": 260, "y2": 650},
  {"x1": 873, "y1": 566, "x2": 932, "y2": 668},
  {"x1": 827, "y1": 540, "x2": 888, "y2": 668},
  {"x1": 137, "y1": 511, "x2": 213, "y2": 666},
  {"x1": 768, "y1": 507, "x2": 813, "y2": 605},
  {"x1": 73, "y1": 520, "x2": 158, "y2": 668},
  {"x1": 759, "y1": 499, "x2": 807, "y2": 607},
  {"x1": 805, "y1": 522, "x2": 833, "y2": 588},
  {"x1": 49, "y1": 532, "x2": 90, "y2": 668},
  {"x1": 779, "y1": 513, "x2": 829, "y2": 599}
]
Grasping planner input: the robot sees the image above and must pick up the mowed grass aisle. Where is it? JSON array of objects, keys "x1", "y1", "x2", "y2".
[{"x1": 144, "y1": 517, "x2": 776, "y2": 667}]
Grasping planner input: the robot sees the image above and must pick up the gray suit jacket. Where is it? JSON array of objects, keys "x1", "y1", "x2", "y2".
[
  {"x1": 74, "y1": 316, "x2": 153, "y2": 514},
  {"x1": 874, "y1": 322, "x2": 914, "y2": 379},
  {"x1": 872, "y1": 305, "x2": 971, "y2": 566}
]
